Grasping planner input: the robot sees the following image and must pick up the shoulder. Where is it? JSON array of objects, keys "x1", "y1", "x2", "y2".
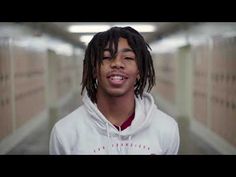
[
  {"x1": 49, "y1": 105, "x2": 90, "y2": 154},
  {"x1": 151, "y1": 108, "x2": 178, "y2": 130},
  {"x1": 149, "y1": 107, "x2": 179, "y2": 143},
  {"x1": 52, "y1": 105, "x2": 88, "y2": 137},
  {"x1": 150, "y1": 107, "x2": 180, "y2": 154}
]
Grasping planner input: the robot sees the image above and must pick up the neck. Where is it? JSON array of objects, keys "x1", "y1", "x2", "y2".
[{"x1": 96, "y1": 91, "x2": 135, "y2": 127}]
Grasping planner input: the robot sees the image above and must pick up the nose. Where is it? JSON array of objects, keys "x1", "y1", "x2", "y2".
[{"x1": 110, "y1": 55, "x2": 125, "y2": 69}]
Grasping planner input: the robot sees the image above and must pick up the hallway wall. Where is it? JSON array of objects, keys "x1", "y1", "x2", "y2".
[
  {"x1": 0, "y1": 23, "x2": 84, "y2": 154},
  {"x1": 150, "y1": 23, "x2": 236, "y2": 154}
]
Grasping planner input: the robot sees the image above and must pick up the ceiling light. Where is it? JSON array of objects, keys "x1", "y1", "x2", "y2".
[
  {"x1": 112, "y1": 24, "x2": 156, "y2": 32},
  {"x1": 68, "y1": 25, "x2": 110, "y2": 33}
]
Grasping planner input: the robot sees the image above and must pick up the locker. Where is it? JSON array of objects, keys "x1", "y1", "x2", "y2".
[
  {"x1": 0, "y1": 96, "x2": 12, "y2": 139},
  {"x1": 0, "y1": 39, "x2": 13, "y2": 140},
  {"x1": 228, "y1": 98, "x2": 236, "y2": 146}
]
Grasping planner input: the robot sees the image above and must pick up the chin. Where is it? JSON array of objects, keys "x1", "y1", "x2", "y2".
[{"x1": 106, "y1": 89, "x2": 128, "y2": 97}]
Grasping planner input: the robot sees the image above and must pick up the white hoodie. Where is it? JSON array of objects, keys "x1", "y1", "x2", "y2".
[{"x1": 49, "y1": 92, "x2": 180, "y2": 155}]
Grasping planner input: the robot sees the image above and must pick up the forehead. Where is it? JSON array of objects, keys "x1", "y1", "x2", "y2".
[
  {"x1": 104, "y1": 37, "x2": 133, "y2": 53},
  {"x1": 117, "y1": 37, "x2": 130, "y2": 47}
]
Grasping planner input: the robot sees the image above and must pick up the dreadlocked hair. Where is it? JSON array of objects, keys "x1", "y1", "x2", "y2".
[{"x1": 81, "y1": 26, "x2": 155, "y2": 103}]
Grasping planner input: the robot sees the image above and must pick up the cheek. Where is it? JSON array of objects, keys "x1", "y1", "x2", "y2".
[{"x1": 96, "y1": 62, "x2": 109, "y2": 77}]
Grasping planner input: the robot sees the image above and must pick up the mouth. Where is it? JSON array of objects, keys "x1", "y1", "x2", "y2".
[
  {"x1": 107, "y1": 73, "x2": 128, "y2": 86},
  {"x1": 109, "y1": 75, "x2": 125, "y2": 80},
  {"x1": 107, "y1": 73, "x2": 128, "y2": 79}
]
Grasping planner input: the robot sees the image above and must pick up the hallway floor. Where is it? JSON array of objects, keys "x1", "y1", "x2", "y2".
[{"x1": 177, "y1": 118, "x2": 220, "y2": 154}]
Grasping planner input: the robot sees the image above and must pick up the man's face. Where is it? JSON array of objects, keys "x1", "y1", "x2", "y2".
[{"x1": 96, "y1": 37, "x2": 139, "y2": 98}]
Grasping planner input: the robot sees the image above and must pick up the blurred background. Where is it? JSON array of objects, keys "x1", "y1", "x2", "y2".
[{"x1": 0, "y1": 22, "x2": 235, "y2": 154}]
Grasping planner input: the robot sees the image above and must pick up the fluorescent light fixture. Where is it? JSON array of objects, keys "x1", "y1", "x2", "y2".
[
  {"x1": 68, "y1": 25, "x2": 110, "y2": 33},
  {"x1": 80, "y1": 35, "x2": 94, "y2": 45},
  {"x1": 113, "y1": 24, "x2": 156, "y2": 32},
  {"x1": 68, "y1": 24, "x2": 156, "y2": 33}
]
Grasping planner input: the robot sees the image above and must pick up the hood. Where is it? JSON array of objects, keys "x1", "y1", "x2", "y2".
[{"x1": 82, "y1": 92, "x2": 156, "y2": 138}]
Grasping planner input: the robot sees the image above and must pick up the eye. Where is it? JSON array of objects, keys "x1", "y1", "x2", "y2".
[
  {"x1": 103, "y1": 50, "x2": 112, "y2": 60},
  {"x1": 103, "y1": 56, "x2": 111, "y2": 60},
  {"x1": 124, "y1": 57, "x2": 135, "y2": 60}
]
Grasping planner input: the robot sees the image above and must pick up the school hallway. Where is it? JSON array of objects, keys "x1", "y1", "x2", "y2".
[{"x1": 1, "y1": 22, "x2": 236, "y2": 155}]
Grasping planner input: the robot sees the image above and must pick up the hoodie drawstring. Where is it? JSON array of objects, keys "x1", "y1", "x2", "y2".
[
  {"x1": 106, "y1": 123, "x2": 111, "y2": 154},
  {"x1": 127, "y1": 135, "x2": 132, "y2": 154},
  {"x1": 106, "y1": 123, "x2": 133, "y2": 154},
  {"x1": 118, "y1": 126, "x2": 121, "y2": 152}
]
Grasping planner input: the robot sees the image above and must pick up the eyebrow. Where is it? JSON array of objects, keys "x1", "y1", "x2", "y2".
[{"x1": 104, "y1": 48, "x2": 134, "y2": 53}]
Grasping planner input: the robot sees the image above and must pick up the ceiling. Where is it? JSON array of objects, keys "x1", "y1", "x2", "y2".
[{"x1": 24, "y1": 22, "x2": 195, "y2": 49}]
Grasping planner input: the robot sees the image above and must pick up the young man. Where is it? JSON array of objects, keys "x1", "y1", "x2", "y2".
[{"x1": 49, "y1": 26, "x2": 180, "y2": 154}]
